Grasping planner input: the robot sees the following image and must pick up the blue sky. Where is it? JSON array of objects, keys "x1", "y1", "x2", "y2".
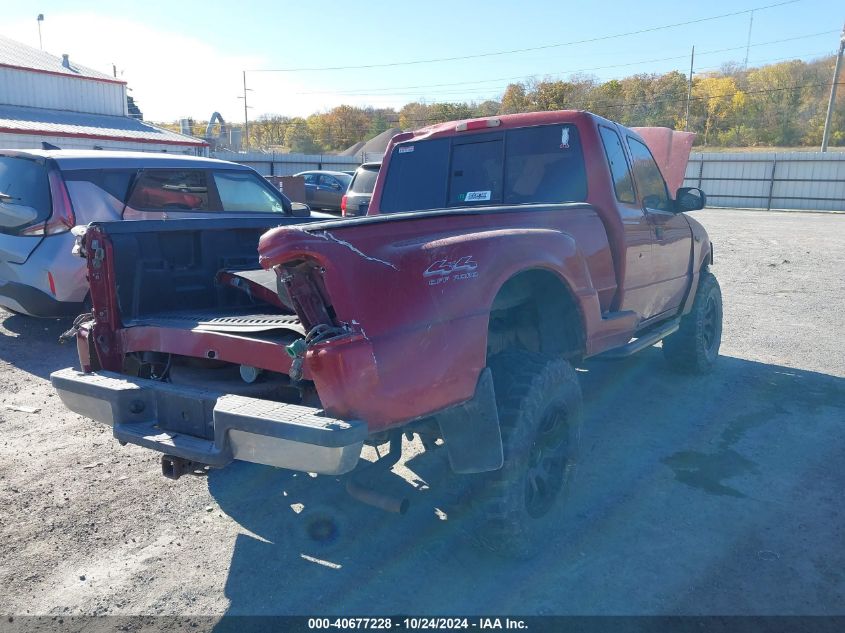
[{"x1": 3, "y1": 0, "x2": 842, "y2": 121}]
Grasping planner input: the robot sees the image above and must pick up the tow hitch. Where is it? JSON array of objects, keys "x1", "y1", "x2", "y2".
[{"x1": 161, "y1": 455, "x2": 209, "y2": 480}]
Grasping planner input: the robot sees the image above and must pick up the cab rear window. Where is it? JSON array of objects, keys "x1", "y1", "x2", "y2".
[{"x1": 380, "y1": 124, "x2": 587, "y2": 213}]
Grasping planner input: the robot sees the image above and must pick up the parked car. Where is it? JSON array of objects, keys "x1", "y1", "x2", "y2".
[
  {"x1": 294, "y1": 170, "x2": 351, "y2": 213},
  {"x1": 0, "y1": 150, "x2": 311, "y2": 317},
  {"x1": 52, "y1": 110, "x2": 718, "y2": 557},
  {"x1": 341, "y1": 162, "x2": 381, "y2": 217}
]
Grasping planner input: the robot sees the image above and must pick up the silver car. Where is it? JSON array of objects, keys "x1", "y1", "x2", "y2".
[
  {"x1": 294, "y1": 170, "x2": 352, "y2": 214},
  {"x1": 342, "y1": 162, "x2": 381, "y2": 217},
  {"x1": 0, "y1": 150, "x2": 310, "y2": 317}
]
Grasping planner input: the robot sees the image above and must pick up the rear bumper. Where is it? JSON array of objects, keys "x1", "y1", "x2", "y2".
[
  {"x1": 0, "y1": 280, "x2": 85, "y2": 317},
  {"x1": 50, "y1": 368, "x2": 366, "y2": 475}
]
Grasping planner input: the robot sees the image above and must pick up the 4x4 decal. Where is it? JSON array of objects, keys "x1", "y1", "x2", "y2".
[{"x1": 424, "y1": 256, "x2": 479, "y2": 286}]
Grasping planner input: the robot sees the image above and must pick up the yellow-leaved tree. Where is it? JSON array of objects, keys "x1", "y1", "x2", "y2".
[{"x1": 692, "y1": 76, "x2": 746, "y2": 146}]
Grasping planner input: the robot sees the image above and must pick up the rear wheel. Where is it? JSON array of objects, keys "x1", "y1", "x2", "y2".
[
  {"x1": 663, "y1": 271, "x2": 723, "y2": 373},
  {"x1": 473, "y1": 352, "x2": 582, "y2": 558}
]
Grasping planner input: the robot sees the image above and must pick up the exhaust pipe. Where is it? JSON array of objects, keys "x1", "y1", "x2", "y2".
[
  {"x1": 345, "y1": 432, "x2": 410, "y2": 514},
  {"x1": 346, "y1": 479, "x2": 409, "y2": 514}
]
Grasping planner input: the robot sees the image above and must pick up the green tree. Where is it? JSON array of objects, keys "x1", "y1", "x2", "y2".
[
  {"x1": 499, "y1": 83, "x2": 528, "y2": 114},
  {"x1": 399, "y1": 102, "x2": 433, "y2": 129},
  {"x1": 692, "y1": 76, "x2": 746, "y2": 145},
  {"x1": 284, "y1": 118, "x2": 319, "y2": 153},
  {"x1": 474, "y1": 100, "x2": 501, "y2": 117},
  {"x1": 745, "y1": 61, "x2": 809, "y2": 146}
]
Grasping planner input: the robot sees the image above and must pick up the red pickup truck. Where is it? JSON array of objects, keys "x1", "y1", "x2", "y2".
[{"x1": 52, "y1": 110, "x2": 721, "y2": 556}]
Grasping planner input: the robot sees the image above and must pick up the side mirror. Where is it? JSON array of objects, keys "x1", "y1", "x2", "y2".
[
  {"x1": 290, "y1": 202, "x2": 311, "y2": 217},
  {"x1": 0, "y1": 200, "x2": 39, "y2": 229},
  {"x1": 675, "y1": 187, "x2": 706, "y2": 212}
]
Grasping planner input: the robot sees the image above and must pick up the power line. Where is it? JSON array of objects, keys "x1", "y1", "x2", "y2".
[
  {"x1": 314, "y1": 50, "x2": 834, "y2": 101},
  {"x1": 594, "y1": 79, "x2": 842, "y2": 110},
  {"x1": 249, "y1": 0, "x2": 800, "y2": 73},
  {"x1": 287, "y1": 30, "x2": 836, "y2": 96}
]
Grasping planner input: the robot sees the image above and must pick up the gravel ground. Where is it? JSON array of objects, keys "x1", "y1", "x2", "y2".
[{"x1": 0, "y1": 208, "x2": 842, "y2": 618}]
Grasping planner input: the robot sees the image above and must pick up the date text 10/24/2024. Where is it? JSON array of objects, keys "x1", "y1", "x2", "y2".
[{"x1": 308, "y1": 618, "x2": 528, "y2": 630}]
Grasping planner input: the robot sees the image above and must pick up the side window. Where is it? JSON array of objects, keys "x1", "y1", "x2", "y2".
[
  {"x1": 318, "y1": 174, "x2": 339, "y2": 189},
  {"x1": 212, "y1": 171, "x2": 285, "y2": 213},
  {"x1": 302, "y1": 174, "x2": 317, "y2": 185},
  {"x1": 504, "y1": 124, "x2": 587, "y2": 204},
  {"x1": 627, "y1": 137, "x2": 671, "y2": 211},
  {"x1": 0, "y1": 156, "x2": 51, "y2": 224},
  {"x1": 62, "y1": 169, "x2": 135, "y2": 221},
  {"x1": 449, "y1": 139, "x2": 503, "y2": 206},
  {"x1": 63, "y1": 169, "x2": 134, "y2": 202},
  {"x1": 127, "y1": 169, "x2": 209, "y2": 211},
  {"x1": 599, "y1": 127, "x2": 636, "y2": 204}
]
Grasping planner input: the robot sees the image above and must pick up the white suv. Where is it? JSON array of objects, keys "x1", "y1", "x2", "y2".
[{"x1": 0, "y1": 150, "x2": 310, "y2": 317}]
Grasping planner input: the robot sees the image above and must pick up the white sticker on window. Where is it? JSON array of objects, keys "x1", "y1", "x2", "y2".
[
  {"x1": 560, "y1": 128, "x2": 570, "y2": 149},
  {"x1": 463, "y1": 190, "x2": 491, "y2": 202},
  {"x1": 398, "y1": 146, "x2": 414, "y2": 154}
]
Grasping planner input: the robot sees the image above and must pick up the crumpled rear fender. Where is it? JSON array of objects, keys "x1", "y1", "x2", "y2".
[{"x1": 258, "y1": 211, "x2": 609, "y2": 431}]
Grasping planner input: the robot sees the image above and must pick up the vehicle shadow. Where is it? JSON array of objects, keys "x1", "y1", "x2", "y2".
[
  {"x1": 0, "y1": 311, "x2": 78, "y2": 379},
  {"x1": 208, "y1": 349, "x2": 845, "y2": 618}
]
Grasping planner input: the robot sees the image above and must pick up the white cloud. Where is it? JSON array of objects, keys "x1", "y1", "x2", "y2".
[{"x1": 1, "y1": 13, "x2": 369, "y2": 122}]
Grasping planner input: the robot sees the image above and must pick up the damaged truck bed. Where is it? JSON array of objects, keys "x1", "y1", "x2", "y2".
[{"x1": 51, "y1": 217, "x2": 369, "y2": 475}]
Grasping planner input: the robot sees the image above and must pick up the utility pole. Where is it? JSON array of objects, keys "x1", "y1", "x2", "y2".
[
  {"x1": 240, "y1": 70, "x2": 252, "y2": 152},
  {"x1": 685, "y1": 46, "x2": 695, "y2": 131},
  {"x1": 37, "y1": 14, "x2": 44, "y2": 50},
  {"x1": 821, "y1": 23, "x2": 845, "y2": 152},
  {"x1": 743, "y1": 10, "x2": 755, "y2": 69}
]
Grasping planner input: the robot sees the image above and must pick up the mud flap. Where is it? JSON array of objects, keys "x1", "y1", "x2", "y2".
[{"x1": 436, "y1": 368, "x2": 503, "y2": 474}]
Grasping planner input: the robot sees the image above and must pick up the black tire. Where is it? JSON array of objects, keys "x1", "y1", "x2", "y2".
[
  {"x1": 663, "y1": 270, "x2": 723, "y2": 373},
  {"x1": 473, "y1": 351, "x2": 582, "y2": 558}
]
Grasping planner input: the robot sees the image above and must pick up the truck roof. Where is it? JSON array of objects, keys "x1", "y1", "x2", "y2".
[{"x1": 405, "y1": 110, "x2": 600, "y2": 142}]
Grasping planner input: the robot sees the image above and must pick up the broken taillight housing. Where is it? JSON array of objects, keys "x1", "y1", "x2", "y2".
[{"x1": 19, "y1": 170, "x2": 76, "y2": 236}]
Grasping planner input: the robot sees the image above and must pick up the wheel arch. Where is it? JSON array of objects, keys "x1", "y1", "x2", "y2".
[{"x1": 485, "y1": 267, "x2": 586, "y2": 362}]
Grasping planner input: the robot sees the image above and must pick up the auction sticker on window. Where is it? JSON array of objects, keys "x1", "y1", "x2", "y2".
[{"x1": 460, "y1": 190, "x2": 491, "y2": 202}]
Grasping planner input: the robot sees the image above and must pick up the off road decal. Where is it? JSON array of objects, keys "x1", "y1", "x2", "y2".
[{"x1": 424, "y1": 256, "x2": 479, "y2": 286}]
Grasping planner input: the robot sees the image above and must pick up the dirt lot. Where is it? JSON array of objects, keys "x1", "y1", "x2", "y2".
[{"x1": 0, "y1": 208, "x2": 843, "y2": 617}]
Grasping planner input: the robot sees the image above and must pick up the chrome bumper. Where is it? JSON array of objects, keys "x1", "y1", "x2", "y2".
[{"x1": 50, "y1": 368, "x2": 365, "y2": 475}]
